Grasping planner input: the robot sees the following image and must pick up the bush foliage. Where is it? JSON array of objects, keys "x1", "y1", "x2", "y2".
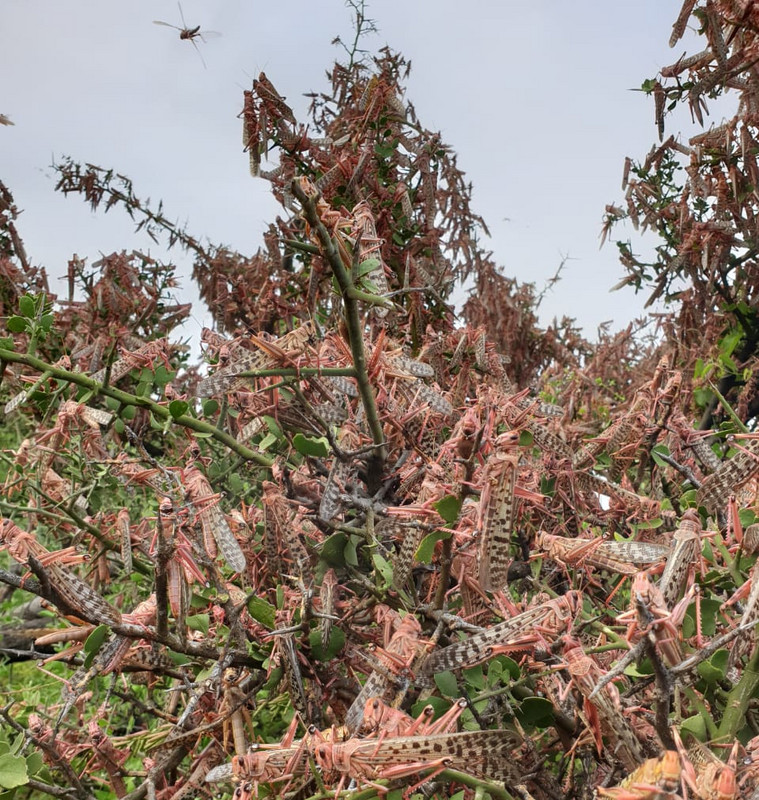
[{"x1": 3, "y1": 3, "x2": 759, "y2": 799}]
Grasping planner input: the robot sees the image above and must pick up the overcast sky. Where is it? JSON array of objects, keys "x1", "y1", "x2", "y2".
[{"x1": 2, "y1": 2, "x2": 712, "y2": 343}]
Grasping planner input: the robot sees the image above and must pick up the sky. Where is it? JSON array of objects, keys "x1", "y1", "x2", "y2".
[{"x1": 1, "y1": 1, "x2": 715, "y2": 345}]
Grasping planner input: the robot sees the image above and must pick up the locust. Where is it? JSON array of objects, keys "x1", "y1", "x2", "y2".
[
  {"x1": 360, "y1": 696, "x2": 467, "y2": 738},
  {"x1": 419, "y1": 591, "x2": 580, "y2": 675},
  {"x1": 658, "y1": 510, "x2": 702, "y2": 609},
  {"x1": 206, "y1": 720, "x2": 340, "y2": 787},
  {"x1": 344, "y1": 611, "x2": 427, "y2": 734},
  {"x1": 562, "y1": 637, "x2": 647, "y2": 772},
  {"x1": 596, "y1": 750, "x2": 681, "y2": 799},
  {"x1": 311, "y1": 728, "x2": 521, "y2": 787},
  {"x1": 153, "y1": 3, "x2": 220, "y2": 69},
  {"x1": 182, "y1": 461, "x2": 246, "y2": 572},
  {"x1": 477, "y1": 430, "x2": 521, "y2": 591},
  {"x1": 537, "y1": 531, "x2": 671, "y2": 577},
  {"x1": 0, "y1": 519, "x2": 121, "y2": 626},
  {"x1": 195, "y1": 322, "x2": 313, "y2": 396},
  {"x1": 698, "y1": 436, "x2": 759, "y2": 512}
]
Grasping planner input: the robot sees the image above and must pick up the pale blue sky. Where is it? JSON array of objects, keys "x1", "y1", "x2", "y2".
[{"x1": 1, "y1": 2, "x2": 711, "y2": 341}]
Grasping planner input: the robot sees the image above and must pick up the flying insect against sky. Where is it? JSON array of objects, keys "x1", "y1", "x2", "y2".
[{"x1": 153, "y1": 2, "x2": 220, "y2": 68}]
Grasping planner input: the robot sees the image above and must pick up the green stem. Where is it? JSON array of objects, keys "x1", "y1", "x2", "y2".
[
  {"x1": 708, "y1": 380, "x2": 749, "y2": 433},
  {"x1": 291, "y1": 182, "x2": 387, "y2": 477},
  {"x1": 0, "y1": 347, "x2": 272, "y2": 466},
  {"x1": 716, "y1": 630, "x2": 759, "y2": 743},
  {"x1": 683, "y1": 687, "x2": 719, "y2": 739}
]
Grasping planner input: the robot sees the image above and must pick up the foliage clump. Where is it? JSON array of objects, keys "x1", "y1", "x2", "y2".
[{"x1": 3, "y1": 3, "x2": 759, "y2": 800}]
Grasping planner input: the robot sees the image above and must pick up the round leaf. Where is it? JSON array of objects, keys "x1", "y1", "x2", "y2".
[
  {"x1": 186, "y1": 614, "x2": 209, "y2": 635},
  {"x1": 372, "y1": 552, "x2": 393, "y2": 587},
  {"x1": 433, "y1": 495, "x2": 462, "y2": 524},
  {"x1": 518, "y1": 696, "x2": 555, "y2": 727},
  {"x1": 0, "y1": 754, "x2": 28, "y2": 789},
  {"x1": 411, "y1": 696, "x2": 451, "y2": 720},
  {"x1": 433, "y1": 670, "x2": 459, "y2": 698},
  {"x1": 84, "y1": 624, "x2": 110, "y2": 656},
  {"x1": 308, "y1": 626, "x2": 345, "y2": 661},
  {"x1": 7, "y1": 317, "x2": 27, "y2": 333},
  {"x1": 293, "y1": 433, "x2": 330, "y2": 458},
  {"x1": 203, "y1": 399, "x2": 219, "y2": 417},
  {"x1": 169, "y1": 400, "x2": 189, "y2": 419},
  {"x1": 24, "y1": 752, "x2": 43, "y2": 777},
  {"x1": 247, "y1": 596, "x2": 276, "y2": 630},
  {"x1": 18, "y1": 296, "x2": 35, "y2": 318},
  {"x1": 415, "y1": 530, "x2": 450, "y2": 564},
  {"x1": 680, "y1": 714, "x2": 707, "y2": 742}
]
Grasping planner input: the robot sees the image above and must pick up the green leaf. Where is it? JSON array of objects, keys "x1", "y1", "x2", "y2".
[
  {"x1": 292, "y1": 433, "x2": 330, "y2": 458},
  {"x1": 415, "y1": 530, "x2": 449, "y2": 564},
  {"x1": 683, "y1": 598, "x2": 721, "y2": 638},
  {"x1": 680, "y1": 714, "x2": 707, "y2": 742},
  {"x1": 411, "y1": 696, "x2": 451, "y2": 721},
  {"x1": 153, "y1": 366, "x2": 175, "y2": 387},
  {"x1": 18, "y1": 296, "x2": 35, "y2": 318},
  {"x1": 355, "y1": 257, "x2": 380, "y2": 278},
  {"x1": 629, "y1": 518, "x2": 663, "y2": 533},
  {"x1": 263, "y1": 415, "x2": 283, "y2": 439},
  {"x1": 540, "y1": 475, "x2": 556, "y2": 496},
  {"x1": 308, "y1": 626, "x2": 345, "y2": 661},
  {"x1": 624, "y1": 660, "x2": 654, "y2": 678},
  {"x1": 9, "y1": 733, "x2": 23, "y2": 757},
  {"x1": 697, "y1": 649, "x2": 729, "y2": 684},
  {"x1": 258, "y1": 433, "x2": 278, "y2": 451},
  {"x1": 203, "y1": 399, "x2": 219, "y2": 416},
  {"x1": 433, "y1": 495, "x2": 462, "y2": 524},
  {"x1": 320, "y1": 533, "x2": 347, "y2": 567},
  {"x1": 518, "y1": 696, "x2": 555, "y2": 727},
  {"x1": 24, "y1": 752, "x2": 43, "y2": 777},
  {"x1": 121, "y1": 405, "x2": 137, "y2": 420},
  {"x1": 344, "y1": 536, "x2": 359, "y2": 567},
  {"x1": 372, "y1": 553, "x2": 393, "y2": 587},
  {"x1": 169, "y1": 400, "x2": 189, "y2": 419},
  {"x1": 494, "y1": 655, "x2": 520, "y2": 680},
  {"x1": 247, "y1": 597, "x2": 276, "y2": 630},
  {"x1": 740, "y1": 508, "x2": 758, "y2": 529},
  {"x1": 40, "y1": 314, "x2": 54, "y2": 332},
  {"x1": 433, "y1": 671, "x2": 459, "y2": 697},
  {"x1": 82, "y1": 626, "x2": 110, "y2": 668},
  {"x1": 167, "y1": 650, "x2": 191, "y2": 666},
  {"x1": 0, "y1": 754, "x2": 28, "y2": 789},
  {"x1": 680, "y1": 489, "x2": 699, "y2": 508},
  {"x1": 83, "y1": 625, "x2": 110, "y2": 659},
  {"x1": 518, "y1": 430, "x2": 534, "y2": 447},
  {"x1": 650, "y1": 444, "x2": 671, "y2": 469},
  {"x1": 186, "y1": 614, "x2": 209, "y2": 635},
  {"x1": 462, "y1": 665, "x2": 485, "y2": 690},
  {"x1": 7, "y1": 317, "x2": 26, "y2": 333}
]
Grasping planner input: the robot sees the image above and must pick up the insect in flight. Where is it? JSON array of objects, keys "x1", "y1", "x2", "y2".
[{"x1": 153, "y1": 3, "x2": 220, "y2": 68}]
